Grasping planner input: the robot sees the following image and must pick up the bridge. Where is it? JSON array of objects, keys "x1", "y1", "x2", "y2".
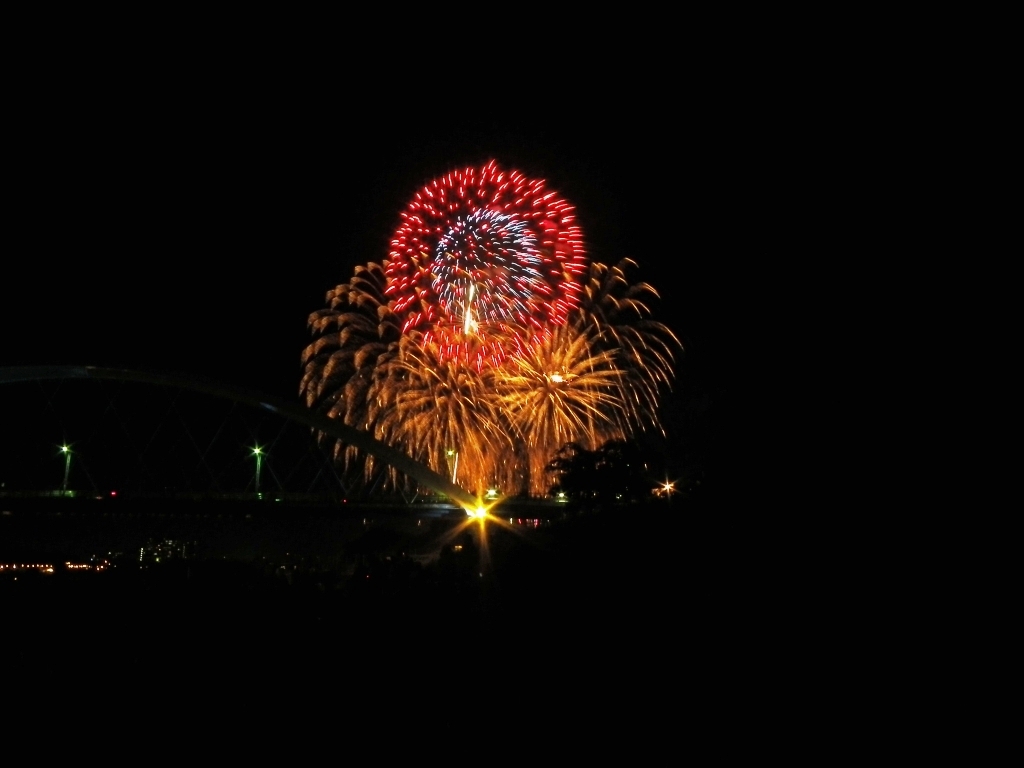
[{"x1": 0, "y1": 366, "x2": 480, "y2": 510}]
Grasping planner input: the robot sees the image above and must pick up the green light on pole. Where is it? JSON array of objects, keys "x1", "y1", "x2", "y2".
[
  {"x1": 252, "y1": 445, "x2": 263, "y2": 495},
  {"x1": 60, "y1": 444, "x2": 71, "y2": 496}
]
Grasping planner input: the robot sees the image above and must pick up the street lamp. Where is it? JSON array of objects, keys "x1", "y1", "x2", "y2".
[
  {"x1": 252, "y1": 445, "x2": 263, "y2": 495},
  {"x1": 60, "y1": 444, "x2": 71, "y2": 496}
]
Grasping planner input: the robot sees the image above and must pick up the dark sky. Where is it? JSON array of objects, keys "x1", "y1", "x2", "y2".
[{"x1": 5, "y1": 73, "x2": 772, "y2": 484}]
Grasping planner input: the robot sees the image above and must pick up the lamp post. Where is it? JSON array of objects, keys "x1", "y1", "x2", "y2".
[
  {"x1": 252, "y1": 445, "x2": 263, "y2": 496},
  {"x1": 60, "y1": 444, "x2": 71, "y2": 496}
]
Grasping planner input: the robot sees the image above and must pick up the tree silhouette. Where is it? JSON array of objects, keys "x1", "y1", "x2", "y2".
[{"x1": 546, "y1": 439, "x2": 651, "y2": 505}]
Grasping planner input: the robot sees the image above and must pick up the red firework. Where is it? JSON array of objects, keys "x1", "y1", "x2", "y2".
[{"x1": 386, "y1": 160, "x2": 588, "y2": 369}]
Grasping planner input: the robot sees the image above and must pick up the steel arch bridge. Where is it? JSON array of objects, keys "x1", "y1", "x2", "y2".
[{"x1": 0, "y1": 366, "x2": 479, "y2": 510}]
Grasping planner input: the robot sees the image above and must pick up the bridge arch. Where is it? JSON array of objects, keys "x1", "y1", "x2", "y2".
[{"x1": 0, "y1": 366, "x2": 479, "y2": 510}]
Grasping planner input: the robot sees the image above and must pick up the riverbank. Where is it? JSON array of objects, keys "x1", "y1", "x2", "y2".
[{"x1": 2, "y1": 491, "x2": 770, "y2": 684}]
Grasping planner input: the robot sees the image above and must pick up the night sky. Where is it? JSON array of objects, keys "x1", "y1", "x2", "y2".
[
  {"x1": 5, "y1": 77, "x2": 763, "y2": 493},
  {"x1": 0, "y1": 35, "x2": 844, "y2": 713}
]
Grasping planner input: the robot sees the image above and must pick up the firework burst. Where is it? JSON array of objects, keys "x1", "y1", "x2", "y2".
[
  {"x1": 492, "y1": 318, "x2": 631, "y2": 495},
  {"x1": 374, "y1": 336, "x2": 512, "y2": 497},
  {"x1": 301, "y1": 162, "x2": 681, "y2": 499},
  {"x1": 386, "y1": 159, "x2": 588, "y2": 370}
]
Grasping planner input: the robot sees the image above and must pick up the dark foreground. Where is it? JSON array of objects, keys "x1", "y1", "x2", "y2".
[{"x1": 1, "y1": 492, "x2": 774, "y2": 700}]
